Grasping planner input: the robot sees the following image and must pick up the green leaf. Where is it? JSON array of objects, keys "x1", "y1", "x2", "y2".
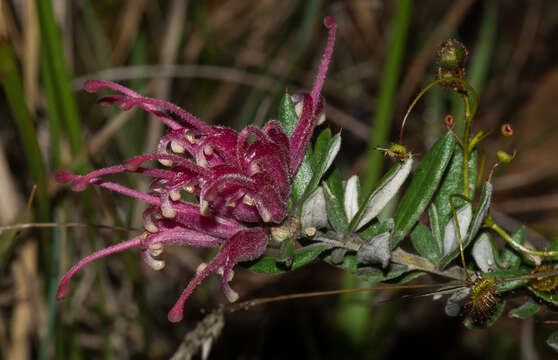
[
  {"x1": 438, "y1": 182, "x2": 492, "y2": 269},
  {"x1": 248, "y1": 244, "x2": 329, "y2": 274},
  {"x1": 278, "y1": 93, "x2": 299, "y2": 135},
  {"x1": 428, "y1": 203, "x2": 443, "y2": 255},
  {"x1": 313, "y1": 128, "x2": 332, "y2": 167},
  {"x1": 324, "y1": 253, "x2": 408, "y2": 283},
  {"x1": 411, "y1": 223, "x2": 440, "y2": 264},
  {"x1": 486, "y1": 269, "x2": 529, "y2": 293},
  {"x1": 344, "y1": 175, "x2": 360, "y2": 224},
  {"x1": 442, "y1": 203, "x2": 473, "y2": 256},
  {"x1": 323, "y1": 169, "x2": 348, "y2": 233},
  {"x1": 297, "y1": 129, "x2": 341, "y2": 213},
  {"x1": 508, "y1": 298, "x2": 541, "y2": 319},
  {"x1": 472, "y1": 232, "x2": 500, "y2": 273},
  {"x1": 350, "y1": 156, "x2": 413, "y2": 232},
  {"x1": 432, "y1": 147, "x2": 477, "y2": 237},
  {"x1": 528, "y1": 286, "x2": 558, "y2": 306},
  {"x1": 278, "y1": 238, "x2": 295, "y2": 267},
  {"x1": 279, "y1": 94, "x2": 314, "y2": 204},
  {"x1": 546, "y1": 331, "x2": 558, "y2": 352},
  {"x1": 392, "y1": 132, "x2": 456, "y2": 247},
  {"x1": 354, "y1": 263, "x2": 409, "y2": 283},
  {"x1": 358, "y1": 219, "x2": 394, "y2": 242},
  {"x1": 500, "y1": 226, "x2": 525, "y2": 270}
]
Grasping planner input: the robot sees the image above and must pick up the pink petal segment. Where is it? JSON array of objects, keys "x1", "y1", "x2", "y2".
[
  {"x1": 56, "y1": 236, "x2": 142, "y2": 300},
  {"x1": 167, "y1": 228, "x2": 268, "y2": 322}
]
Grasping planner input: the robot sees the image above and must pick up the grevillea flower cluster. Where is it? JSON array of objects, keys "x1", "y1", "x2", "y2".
[{"x1": 55, "y1": 17, "x2": 336, "y2": 322}]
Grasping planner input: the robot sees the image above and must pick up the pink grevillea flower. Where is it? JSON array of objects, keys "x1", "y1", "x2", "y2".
[{"x1": 55, "y1": 17, "x2": 336, "y2": 322}]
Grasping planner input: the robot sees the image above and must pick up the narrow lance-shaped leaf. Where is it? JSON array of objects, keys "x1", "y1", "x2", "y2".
[
  {"x1": 442, "y1": 204, "x2": 473, "y2": 256},
  {"x1": 323, "y1": 169, "x2": 348, "y2": 233},
  {"x1": 248, "y1": 244, "x2": 330, "y2": 275},
  {"x1": 297, "y1": 129, "x2": 341, "y2": 214},
  {"x1": 439, "y1": 182, "x2": 492, "y2": 269},
  {"x1": 508, "y1": 298, "x2": 541, "y2": 320},
  {"x1": 392, "y1": 133, "x2": 456, "y2": 248},
  {"x1": 500, "y1": 226, "x2": 525, "y2": 270},
  {"x1": 357, "y1": 232, "x2": 391, "y2": 268},
  {"x1": 411, "y1": 223, "x2": 440, "y2": 264},
  {"x1": 472, "y1": 232, "x2": 499, "y2": 273},
  {"x1": 350, "y1": 156, "x2": 413, "y2": 232},
  {"x1": 300, "y1": 187, "x2": 328, "y2": 231},
  {"x1": 433, "y1": 147, "x2": 477, "y2": 237},
  {"x1": 344, "y1": 175, "x2": 360, "y2": 224},
  {"x1": 428, "y1": 203, "x2": 443, "y2": 255}
]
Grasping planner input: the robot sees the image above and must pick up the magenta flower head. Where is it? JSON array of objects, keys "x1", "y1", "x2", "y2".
[{"x1": 55, "y1": 17, "x2": 336, "y2": 322}]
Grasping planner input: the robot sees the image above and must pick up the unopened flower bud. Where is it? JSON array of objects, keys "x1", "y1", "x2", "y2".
[
  {"x1": 501, "y1": 123, "x2": 513, "y2": 137},
  {"x1": 497, "y1": 150, "x2": 515, "y2": 164},
  {"x1": 444, "y1": 114, "x2": 454, "y2": 127},
  {"x1": 436, "y1": 39, "x2": 468, "y2": 90},
  {"x1": 438, "y1": 39, "x2": 468, "y2": 71}
]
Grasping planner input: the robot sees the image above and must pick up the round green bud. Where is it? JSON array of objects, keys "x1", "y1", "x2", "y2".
[
  {"x1": 497, "y1": 150, "x2": 514, "y2": 164},
  {"x1": 438, "y1": 39, "x2": 468, "y2": 70}
]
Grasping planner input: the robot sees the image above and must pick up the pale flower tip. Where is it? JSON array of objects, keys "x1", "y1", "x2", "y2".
[
  {"x1": 168, "y1": 308, "x2": 183, "y2": 323},
  {"x1": 226, "y1": 289, "x2": 239, "y2": 303},
  {"x1": 317, "y1": 111, "x2": 326, "y2": 125},
  {"x1": 170, "y1": 141, "x2": 185, "y2": 154},
  {"x1": 196, "y1": 262, "x2": 208, "y2": 274},
  {"x1": 169, "y1": 189, "x2": 181, "y2": 201},
  {"x1": 83, "y1": 80, "x2": 101, "y2": 93},
  {"x1": 151, "y1": 259, "x2": 166, "y2": 270},
  {"x1": 56, "y1": 285, "x2": 68, "y2": 301},
  {"x1": 158, "y1": 159, "x2": 173, "y2": 167},
  {"x1": 162, "y1": 206, "x2": 176, "y2": 219},
  {"x1": 324, "y1": 16, "x2": 336, "y2": 28}
]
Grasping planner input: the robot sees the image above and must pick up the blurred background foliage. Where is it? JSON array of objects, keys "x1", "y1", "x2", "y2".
[{"x1": 1, "y1": 0, "x2": 558, "y2": 359}]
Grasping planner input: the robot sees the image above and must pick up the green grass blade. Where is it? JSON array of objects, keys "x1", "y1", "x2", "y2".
[
  {"x1": 37, "y1": 0, "x2": 84, "y2": 154},
  {"x1": 363, "y1": 0, "x2": 413, "y2": 193},
  {"x1": 0, "y1": 41, "x2": 49, "y2": 219}
]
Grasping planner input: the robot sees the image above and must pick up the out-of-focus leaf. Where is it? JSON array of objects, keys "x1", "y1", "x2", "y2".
[
  {"x1": 411, "y1": 223, "x2": 440, "y2": 264},
  {"x1": 472, "y1": 232, "x2": 499, "y2": 273},
  {"x1": 323, "y1": 169, "x2": 348, "y2": 233},
  {"x1": 547, "y1": 331, "x2": 558, "y2": 352},
  {"x1": 350, "y1": 157, "x2": 413, "y2": 232},
  {"x1": 508, "y1": 298, "x2": 541, "y2": 319},
  {"x1": 392, "y1": 133, "x2": 456, "y2": 247},
  {"x1": 344, "y1": 175, "x2": 360, "y2": 224},
  {"x1": 439, "y1": 182, "x2": 492, "y2": 269},
  {"x1": 248, "y1": 244, "x2": 329, "y2": 274}
]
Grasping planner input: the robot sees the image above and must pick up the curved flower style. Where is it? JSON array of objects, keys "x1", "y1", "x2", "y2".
[{"x1": 55, "y1": 17, "x2": 336, "y2": 322}]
